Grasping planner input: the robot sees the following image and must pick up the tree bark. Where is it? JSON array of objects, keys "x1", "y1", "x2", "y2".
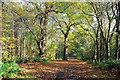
[
  {"x1": 0, "y1": 2, "x2": 2, "y2": 62},
  {"x1": 115, "y1": 1, "x2": 120, "y2": 60},
  {"x1": 37, "y1": 41, "x2": 43, "y2": 56},
  {"x1": 63, "y1": 35, "x2": 68, "y2": 61}
]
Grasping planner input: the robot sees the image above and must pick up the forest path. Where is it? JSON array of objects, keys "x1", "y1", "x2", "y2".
[{"x1": 19, "y1": 59, "x2": 119, "y2": 79}]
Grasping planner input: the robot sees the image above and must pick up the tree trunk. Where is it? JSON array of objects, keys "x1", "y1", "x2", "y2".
[
  {"x1": 105, "y1": 42, "x2": 109, "y2": 60},
  {"x1": 37, "y1": 41, "x2": 43, "y2": 56},
  {"x1": 94, "y1": 36, "x2": 99, "y2": 62},
  {"x1": 0, "y1": 3, "x2": 2, "y2": 62},
  {"x1": 63, "y1": 35, "x2": 68, "y2": 61},
  {"x1": 38, "y1": 12, "x2": 48, "y2": 57},
  {"x1": 92, "y1": 41, "x2": 96, "y2": 62},
  {"x1": 115, "y1": 1, "x2": 120, "y2": 60},
  {"x1": 100, "y1": 33, "x2": 103, "y2": 62}
]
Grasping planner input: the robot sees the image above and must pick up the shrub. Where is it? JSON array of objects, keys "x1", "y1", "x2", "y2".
[
  {"x1": 75, "y1": 56, "x2": 89, "y2": 61},
  {"x1": 33, "y1": 57, "x2": 42, "y2": 62},
  {"x1": 90, "y1": 59, "x2": 120, "y2": 70},
  {"x1": 16, "y1": 59, "x2": 30, "y2": 63},
  {"x1": 75, "y1": 56, "x2": 82, "y2": 60},
  {"x1": 0, "y1": 61, "x2": 22, "y2": 78},
  {"x1": 42, "y1": 58, "x2": 51, "y2": 64}
]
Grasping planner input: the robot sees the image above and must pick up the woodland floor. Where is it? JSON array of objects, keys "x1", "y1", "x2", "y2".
[{"x1": 18, "y1": 59, "x2": 120, "y2": 80}]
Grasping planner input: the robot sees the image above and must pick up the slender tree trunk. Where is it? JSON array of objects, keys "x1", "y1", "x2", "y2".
[
  {"x1": 63, "y1": 35, "x2": 68, "y2": 61},
  {"x1": 115, "y1": 20, "x2": 119, "y2": 60},
  {"x1": 18, "y1": 30, "x2": 23, "y2": 60},
  {"x1": 100, "y1": 33, "x2": 103, "y2": 62},
  {"x1": 105, "y1": 42, "x2": 109, "y2": 60},
  {"x1": 20, "y1": 39, "x2": 22, "y2": 60},
  {"x1": 14, "y1": 24, "x2": 18, "y2": 59},
  {"x1": 115, "y1": 1, "x2": 120, "y2": 60},
  {"x1": 94, "y1": 36, "x2": 99, "y2": 62},
  {"x1": 118, "y1": 1, "x2": 120, "y2": 60},
  {"x1": 0, "y1": 2, "x2": 2, "y2": 62},
  {"x1": 23, "y1": 36, "x2": 26, "y2": 59},
  {"x1": 92, "y1": 41, "x2": 96, "y2": 62}
]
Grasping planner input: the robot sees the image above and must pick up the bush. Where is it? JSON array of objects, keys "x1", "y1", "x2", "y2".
[
  {"x1": 16, "y1": 59, "x2": 30, "y2": 63},
  {"x1": 56, "y1": 55, "x2": 63, "y2": 59},
  {"x1": 42, "y1": 58, "x2": 51, "y2": 64},
  {"x1": 90, "y1": 59, "x2": 120, "y2": 70},
  {"x1": 16, "y1": 57, "x2": 42, "y2": 63},
  {"x1": 15, "y1": 57, "x2": 51, "y2": 64},
  {"x1": 75, "y1": 56, "x2": 89, "y2": 61},
  {"x1": 33, "y1": 57, "x2": 42, "y2": 62},
  {"x1": 75, "y1": 56, "x2": 82, "y2": 60},
  {"x1": 0, "y1": 61, "x2": 22, "y2": 78}
]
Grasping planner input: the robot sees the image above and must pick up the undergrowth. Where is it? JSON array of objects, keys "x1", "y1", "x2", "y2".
[{"x1": 88, "y1": 59, "x2": 120, "y2": 70}]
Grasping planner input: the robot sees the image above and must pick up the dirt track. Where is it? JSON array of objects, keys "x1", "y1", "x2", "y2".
[{"x1": 19, "y1": 59, "x2": 120, "y2": 80}]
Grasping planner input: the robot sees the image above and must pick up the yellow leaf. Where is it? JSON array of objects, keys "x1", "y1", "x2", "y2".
[{"x1": 1, "y1": 37, "x2": 7, "y2": 41}]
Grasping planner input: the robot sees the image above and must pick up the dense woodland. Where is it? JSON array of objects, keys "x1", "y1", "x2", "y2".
[{"x1": 0, "y1": 2, "x2": 120, "y2": 79}]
